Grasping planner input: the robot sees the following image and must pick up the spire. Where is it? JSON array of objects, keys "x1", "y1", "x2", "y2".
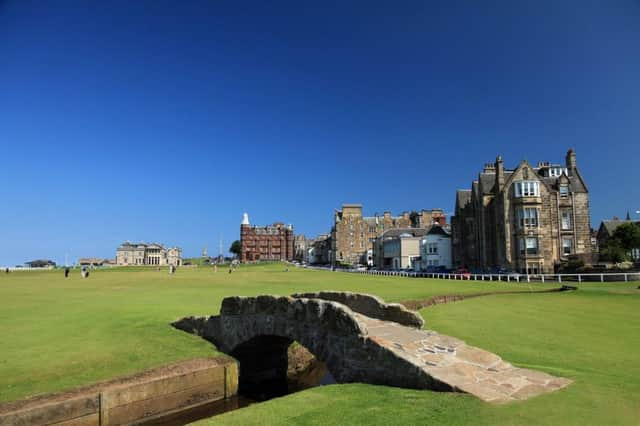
[
  {"x1": 626, "y1": 211, "x2": 631, "y2": 221},
  {"x1": 241, "y1": 213, "x2": 250, "y2": 225}
]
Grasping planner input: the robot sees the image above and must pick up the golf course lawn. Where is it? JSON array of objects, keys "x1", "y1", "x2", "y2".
[{"x1": 1, "y1": 264, "x2": 638, "y2": 425}]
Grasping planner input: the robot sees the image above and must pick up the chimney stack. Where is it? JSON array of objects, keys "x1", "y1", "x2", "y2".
[
  {"x1": 495, "y1": 155, "x2": 505, "y2": 192},
  {"x1": 565, "y1": 148, "x2": 576, "y2": 176}
]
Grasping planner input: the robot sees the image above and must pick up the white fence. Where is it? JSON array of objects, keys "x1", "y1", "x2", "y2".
[
  {"x1": 2, "y1": 266, "x2": 55, "y2": 271},
  {"x1": 301, "y1": 265, "x2": 640, "y2": 283}
]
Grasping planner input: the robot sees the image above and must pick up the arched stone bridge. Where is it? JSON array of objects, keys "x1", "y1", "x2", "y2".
[{"x1": 173, "y1": 291, "x2": 571, "y2": 403}]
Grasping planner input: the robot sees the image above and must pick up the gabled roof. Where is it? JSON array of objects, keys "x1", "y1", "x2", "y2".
[
  {"x1": 598, "y1": 219, "x2": 640, "y2": 238},
  {"x1": 455, "y1": 190, "x2": 472, "y2": 210},
  {"x1": 427, "y1": 224, "x2": 451, "y2": 237},
  {"x1": 380, "y1": 228, "x2": 429, "y2": 239}
]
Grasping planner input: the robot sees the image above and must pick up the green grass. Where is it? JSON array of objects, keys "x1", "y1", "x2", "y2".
[
  {"x1": 0, "y1": 263, "x2": 550, "y2": 403},
  {"x1": 204, "y1": 281, "x2": 640, "y2": 426},
  {"x1": 1, "y1": 264, "x2": 638, "y2": 425}
]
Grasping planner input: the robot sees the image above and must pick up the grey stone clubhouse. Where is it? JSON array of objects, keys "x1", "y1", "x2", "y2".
[{"x1": 116, "y1": 242, "x2": 182, "y2": 266}]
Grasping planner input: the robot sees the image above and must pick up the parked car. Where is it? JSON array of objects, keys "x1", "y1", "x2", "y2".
[
  {"x1": 425, "y1": 265, "x2": 450, "y2": 273},
  {"x1": 454, "y1": 267, "x2": 471, "y2": 279}
]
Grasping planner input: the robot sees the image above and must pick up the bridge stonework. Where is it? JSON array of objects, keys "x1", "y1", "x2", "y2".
[{"x1": 173, "y1": 292, "x2": 571, "y2": 403}]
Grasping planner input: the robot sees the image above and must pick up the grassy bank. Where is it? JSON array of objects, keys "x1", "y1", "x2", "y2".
[
  {"x1": 2, "y1": 264, "x2": 638, "y2": 424},
  {"x1": 203, "y1": 281, "x2": 640, "y2": 425}
]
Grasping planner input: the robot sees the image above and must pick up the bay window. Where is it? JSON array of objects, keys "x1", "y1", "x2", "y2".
[
  {"x1": 516, "y1": 207, "x2": 538, "y2": 228},
  {"x1": 514, "y1": 181, "x2": 540, "y2": 197}
]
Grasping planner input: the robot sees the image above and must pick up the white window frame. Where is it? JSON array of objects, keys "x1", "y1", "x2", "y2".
[
  {"x1": 561, "y1": 210, "x2": 572, "y2": 230},
  {"x1": 559, "y1": 185, "x2": 569, "y2": 198},
  {"x1": 517, "y1": 207, "x2": 538, "y2": 228},
  {"x1": 562, "y1": 237, "x2": 572, "y2": 255},
  {"x1": 514, "y1": 181, "x2": 540, "y2": 198},
  {"x1": 520, "y1": 237, "x2": 539, "y2": 255},
  {"x1": 549, "y1": 167, "x2": 567, "y2": 177}
]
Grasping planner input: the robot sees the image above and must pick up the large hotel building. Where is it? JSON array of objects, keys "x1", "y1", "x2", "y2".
[
  {"x1": 452, "y1": 149, "x2": 591, "y2": 274},
  {"x1": 240, "y1": 213, "x2": 295, "y2": 262}
]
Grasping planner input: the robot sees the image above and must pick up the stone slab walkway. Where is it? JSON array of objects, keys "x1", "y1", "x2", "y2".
[{"x1": 355, "y1": 313, "x2": 572, "y2": 404}]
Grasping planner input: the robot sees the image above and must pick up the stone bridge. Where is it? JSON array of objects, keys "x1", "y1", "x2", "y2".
[{"x1": 173, "y1": 291, "x2": 571, "y2": 403}]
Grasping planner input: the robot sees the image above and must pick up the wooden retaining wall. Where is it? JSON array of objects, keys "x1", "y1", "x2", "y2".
[{"x1": 0, "y1": 358, "x2": 238, "y2": 426}]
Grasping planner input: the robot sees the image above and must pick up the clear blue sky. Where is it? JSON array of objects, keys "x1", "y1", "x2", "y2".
[{"x1": 1, "y1": 1, "x2": 639, "y2": 265}]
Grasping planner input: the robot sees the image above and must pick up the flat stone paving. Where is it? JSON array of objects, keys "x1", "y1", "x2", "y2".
[{"x1": 355, "y1": 314, "x2": 572, "y2": 403}]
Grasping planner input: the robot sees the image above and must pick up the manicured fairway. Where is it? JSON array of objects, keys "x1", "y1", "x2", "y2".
[
  {"x1": 202, "y1": 281, "x2": 640, "y2": 426},
  {"x1": 1, "y1": 265, "x2": 638, "y2": 425},
  {"x1": 0, "y1": 263, "x2": 552, "y2": 403}
]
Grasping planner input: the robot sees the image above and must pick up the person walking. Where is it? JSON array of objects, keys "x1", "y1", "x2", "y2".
[{"x1": 64, "y1": 267, "x2": 70, "y2": 278}]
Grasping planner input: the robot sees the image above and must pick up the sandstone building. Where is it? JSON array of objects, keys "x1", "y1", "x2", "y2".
[
  {"x1": 330, "y1": 204, "x2": 446, "y2": 265},
  {"x1": 240, "y1": 213, "x2": 294, "y2": 262},
  {"x1": 452, "y1": 149, "x2": 591, "y2": 274},
  {"x1": 116, "y1": 242, "x2": 182, "y2": 266}
]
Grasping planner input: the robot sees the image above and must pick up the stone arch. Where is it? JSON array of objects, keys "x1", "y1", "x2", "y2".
[
  {"x1": 212, "y1": 296, "x2": 366, "y2": 394},
  {"x1": 173, "y1": 294, "x2": 450, "y2": 396}
]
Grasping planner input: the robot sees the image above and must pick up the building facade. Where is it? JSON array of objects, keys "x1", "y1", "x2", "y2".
[
  {"x1": 294, "y1": 234, "x2": 309, "y2": 262},
  {"x1": 116, "y1": 242, "x2": 182, "y2": 266},
  {"x1": 240, "y1": 213, "x2": 295, "y2": 262},
  {"x1": 307, "y1": 234, "x2": 331, "y2": 264},
  {"x1": 452, "y1": 149, "x2": 591, "y2": 274},
  {"x1": 330, "y1": 204, "x2": 446, "y2": 265},
  {"x1": 418, "y1": 225, "x2": 452, "y2": 271},
  {"x1": 373, "y1": 228, "x2": 428, "y2": 270}
]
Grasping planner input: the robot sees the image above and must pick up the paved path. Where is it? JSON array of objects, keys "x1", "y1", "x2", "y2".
[{"x1": 356, "y1": 313, "x2": 572, "y2": 403}]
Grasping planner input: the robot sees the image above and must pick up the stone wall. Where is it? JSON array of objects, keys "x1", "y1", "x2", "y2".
[
  {"x1": 292, "y1": 291, "x2": 424, "y2": 328},
  {"x1": 0, "y1": 358, "x2": 237, "y2": 426},
  {"x1": 173, "y1": 295, "x2": 448, "y2": 393}
]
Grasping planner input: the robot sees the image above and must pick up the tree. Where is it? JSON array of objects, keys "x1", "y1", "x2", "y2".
[
  {"x1": 612, "y1": 222, "x2": 640, "y2": 252},
  {"x1": 229, "y1": 240, "x2": 242, "y2": 258}
]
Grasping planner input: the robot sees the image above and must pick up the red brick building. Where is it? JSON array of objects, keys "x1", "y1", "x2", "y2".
[{"x1": 240, "y1": 213, "x2": 294, "y2": 262}]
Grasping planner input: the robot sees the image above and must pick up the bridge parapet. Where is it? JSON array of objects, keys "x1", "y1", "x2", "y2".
[
  {"x1": 292, "y1": 291, "x2": 424, "y2": 329},
  {"x1": 173, "y1": 292, "x2": 571, "y2": 403}
]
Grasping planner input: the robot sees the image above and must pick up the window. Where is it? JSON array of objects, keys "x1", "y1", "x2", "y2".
[
  {"x1": 519, "y1": 237, "x2": 538, "y2": 255},
  {"x1": 559, "y1": 185, "x2": 569, "y2": 198},
  {"x1": 561, "y1": 210, "x2": 572, "y2": 230},
  {"x1": 549, "y1": 167, "x2": 566, "y2": 177},
  {"x1": 369, "y1": 226, "x2": 376, "y2": 233},
  {"x1": 562, "y1": 238, "x2": 572, "y2": 255},
  {"x1": 527, "y1": 263, "x2": 540, "y2": 274},
  {"x1": 517, "y1": 208, "x2": 538, "y2": 228},
  {"x1": 427, "y1": 243, "x2": 438, "y2": 254},
  {"x1": 514, "y1": 181, "x2": 539, "y2": 197}
]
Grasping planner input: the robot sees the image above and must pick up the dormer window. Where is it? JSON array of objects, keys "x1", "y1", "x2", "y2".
[
  {"x1": 514, "y1": 181, "x2": 539, "y2": 197},
  {"x1": 549, "y1": 167, "x2": 567, "y2": 177},
  {"x1": 559, "y1": 184, "x2": 569, "y2": 198}
]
